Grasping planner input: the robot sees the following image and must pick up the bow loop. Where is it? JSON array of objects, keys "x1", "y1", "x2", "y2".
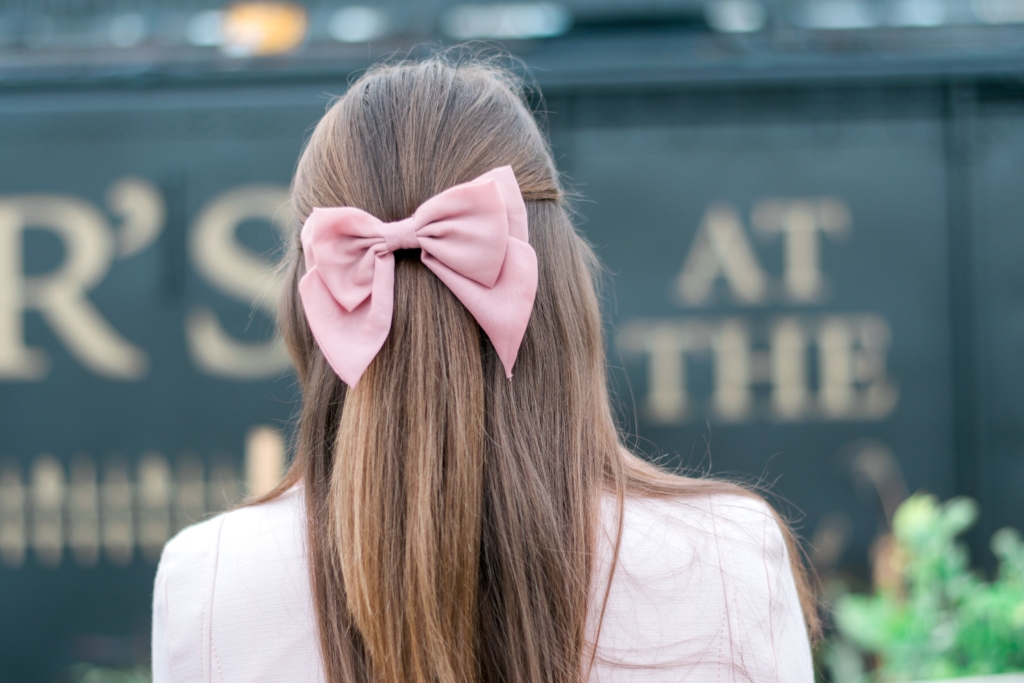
[
  {"x1": 298, "y1": 166, "x2": 538, "y2": 387},
  {"x1": 413, "y1": 176, "x2": 509, "y2": 288},
  {"x1": 301, "y1": 207, "x2": 385, "y2": 313}
]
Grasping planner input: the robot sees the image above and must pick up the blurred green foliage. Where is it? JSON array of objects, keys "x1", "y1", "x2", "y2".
[
  {"x1": 827, "y1": 494, "x2": 1024, "y2": 682},
  {"x1": 62, "y1": 664, "x2": 150, "y2": 683}
]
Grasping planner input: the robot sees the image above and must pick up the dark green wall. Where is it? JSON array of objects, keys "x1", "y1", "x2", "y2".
[{"x1": 1, "y1": 76, "x2": 1022, "y2": 681}]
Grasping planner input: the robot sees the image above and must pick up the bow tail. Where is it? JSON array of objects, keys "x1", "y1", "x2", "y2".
[
  {"x1": 299, "y1": 263, "x2": 396, "y2": 387},
  {"x1": 426, "y1": 237, "x2": 538, "y2": 379}
]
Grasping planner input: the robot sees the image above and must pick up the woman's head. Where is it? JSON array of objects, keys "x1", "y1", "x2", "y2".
[
  {"x1": 291, "y1": 58, "x2": 561, "y2": 221},
  {"x1": 278, "y1": 55, "x2": 622, "y2": 683},
  {"x1": 282, "y1": 56, "x2": 607, "y2": 398}
]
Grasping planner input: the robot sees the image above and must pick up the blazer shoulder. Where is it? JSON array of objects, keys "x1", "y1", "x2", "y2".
[
  {"x1": 591, "y1": 491, "x2": 812, "y2": 682},
  {"x1": 604, "y1": 491, "x2": 785, "y2": 574},
  {"x1": 152, "y1": 509, "x2": 227, "y2": 683},
  {"x1": 153, "y1": 486, "x2": 315, "y2": 683}
]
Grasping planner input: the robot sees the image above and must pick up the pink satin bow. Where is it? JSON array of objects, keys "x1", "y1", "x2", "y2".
[{"x1": 298, "y1": 166, "x2": 538, "y2": 387}]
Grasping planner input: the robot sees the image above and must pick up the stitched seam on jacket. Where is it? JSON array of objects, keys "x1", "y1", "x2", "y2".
[
  {"x1": 203, "y1": 516, "x2": 227, "y2": 683},
  {"x1": 760, "y1": 513, "x2": 780, "y2": 682},
  {"x1": 211, "y1": 638, "x2": 227, "y2": 683},
  {"x1": 709, "y1": 495, "x2": 731, "y2": 683}
]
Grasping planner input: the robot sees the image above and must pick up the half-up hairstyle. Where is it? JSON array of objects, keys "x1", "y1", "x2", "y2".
[{"x1": 264, "y1": 53, "x2": 819, "y2": 683}]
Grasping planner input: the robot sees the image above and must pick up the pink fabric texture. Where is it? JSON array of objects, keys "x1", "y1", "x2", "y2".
[{"x1": 298, "y1": 165, "x2": 538, "y2": 387}]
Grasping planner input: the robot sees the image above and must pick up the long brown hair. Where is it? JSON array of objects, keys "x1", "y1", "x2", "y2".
[{"x1": 264, "y1": 53, "x2": 819, "y2": 683}]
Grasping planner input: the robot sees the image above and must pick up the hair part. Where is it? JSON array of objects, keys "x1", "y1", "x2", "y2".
[{"x1": 264, "y1": 52, "x2": 819, "y2": 683}]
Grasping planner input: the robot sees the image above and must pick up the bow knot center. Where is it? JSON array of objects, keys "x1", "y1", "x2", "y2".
[{"x1": 380, "y1": 217, "x2": 420, "y2": 253}]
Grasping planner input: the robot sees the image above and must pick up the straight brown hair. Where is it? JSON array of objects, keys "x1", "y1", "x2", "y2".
[{"x1": 262, "y1": 52, "x2": 819, "y2": 683}]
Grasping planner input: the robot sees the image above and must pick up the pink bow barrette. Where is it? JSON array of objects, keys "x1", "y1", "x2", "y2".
[{"x1": 298, "y1": 166, "x2": 538, "y2": 387}]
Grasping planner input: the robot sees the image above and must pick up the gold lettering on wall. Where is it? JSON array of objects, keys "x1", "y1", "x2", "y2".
[
  {"x1": 0, "y1": 460, "x2": 26, "y2": 567},
  {"x1": 101, "y1": 457, "x2": 134, "y2": 566},
  {"x1": 208, "y1": 457, "x2": 241, "y2": 514},
  {"x1": 770, "y1": 317, "x2": 809, "y2": 419},
  {"x1": 107, "y1": 178, "x2": 166, "y2": 259},
  {"x1": 30, "y1": 455, "x2": 64, "y2": 567},
  {"x1": 712, "y1": 319, "x2": 753, "y2": 421},
  {"x1": 68, "y1": 454, "x2": 100, "y2": 567},
  {"x1": 617, "y1": 321, "x2": 706, "y2": 422},
  {"x1": 245, "y1": 425, "x2": 285, "y2": 497},
  {"x1": 817, "y1": 315, "x2": 898, "y2": 418},
  {"x1": 618, "y1": 315, "x2": 899, "y2": 423},
  {"x1": 623, "y1": 196, "x2": 898, "y2": 424},
  {"x1": 174, "y1": 453, "x2": 206, "y2": 531},
  {"x1": 137, "y1": 453, "x2": 172, "y2": 563},
  {"x1": 675, "y1": 204, "x2": 768, "y2": 305},
  {"x1": 186, "y1": 186, "x2": 292, "y2": 379},
  {"x1": 752, "y1": 197, "x2": 850, "y2": 302},
  {"x1": 0, "y1": 178, "x2": 296, "y2": 382},
  {"x1": 0, "y1": 189, "x2": 157, "y2": 380},
  {"x1": 0, "y1": 425, "x2": 283, "y2": 569}
]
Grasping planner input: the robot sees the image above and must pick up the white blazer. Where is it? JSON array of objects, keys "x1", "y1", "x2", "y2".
[{"x1": 152, "y1": 485, "x2": 814, "y2": 682}]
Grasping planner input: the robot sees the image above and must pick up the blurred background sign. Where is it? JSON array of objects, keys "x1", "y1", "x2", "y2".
[{"x1": 2, "y1": 0, "x2": 1024, "y2": 680}]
